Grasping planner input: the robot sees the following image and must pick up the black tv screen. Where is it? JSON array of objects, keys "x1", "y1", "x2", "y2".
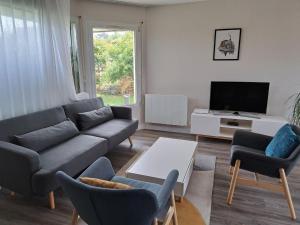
[{"x1": 209, "y1": 82, "x2": 270, "y2": 114}]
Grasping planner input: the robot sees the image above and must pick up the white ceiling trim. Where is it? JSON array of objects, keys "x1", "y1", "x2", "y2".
[{"x1": 92, "y1": 0, "x2": 208, "y2": 7}]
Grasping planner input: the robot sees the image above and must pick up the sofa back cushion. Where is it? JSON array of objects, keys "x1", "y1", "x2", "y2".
[
  {"x1": 0, "y1": 107, "x2": 67, "y2": 142},
  {"x1": 14, "y1": 120, "x2": 79, "y2": 152},
  {"x1": 78, "y1": 106, "x2": 114, "y2": 130},
  {"x1": 63, "y1": 98, "x2": 104, "y2": 127}
]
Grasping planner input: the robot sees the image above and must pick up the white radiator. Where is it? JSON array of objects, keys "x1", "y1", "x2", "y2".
[{"x1": 145, "y1": 94, "x2": 188, "y2": 126}]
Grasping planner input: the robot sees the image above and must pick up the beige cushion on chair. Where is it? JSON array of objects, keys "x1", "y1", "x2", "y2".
[{"x1": 80, "y1": 177, "x2": 133, "y2": 190}]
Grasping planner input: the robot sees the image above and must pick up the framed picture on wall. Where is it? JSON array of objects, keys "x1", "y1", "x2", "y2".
[{"x1": 213, "y1": 28, "x2": 242, "y2": 61}]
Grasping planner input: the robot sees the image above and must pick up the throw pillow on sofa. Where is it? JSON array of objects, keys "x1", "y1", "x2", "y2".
[
  {"x1": 265, "y1": 124, "x2": 300, "y2": 158},
  {"x1": 14, "y1": 120, "x2": 79, "y2": 152},
  {"x1": 77, "y1": 106, "x2": 114, "y2": 130}
]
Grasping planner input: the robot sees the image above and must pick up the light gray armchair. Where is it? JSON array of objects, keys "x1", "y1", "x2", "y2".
[{"x1": 56, "y1": 157, "x2": 179, "y2": 225}]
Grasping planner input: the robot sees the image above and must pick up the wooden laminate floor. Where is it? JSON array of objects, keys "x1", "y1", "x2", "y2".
[{"x1": 0, "y1": 129, "x2": 299, "y2": 225}]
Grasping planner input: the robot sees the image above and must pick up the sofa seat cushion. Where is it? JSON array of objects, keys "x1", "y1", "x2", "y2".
[
  {"x1": 32, "y1": 135, "x2": 107, "y2": 195},
  {"x1": 83, "y1": 119, "x2": 138, "y2": 149}
]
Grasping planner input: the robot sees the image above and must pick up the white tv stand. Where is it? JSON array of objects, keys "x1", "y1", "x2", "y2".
[{"x1": 191, "y1": 109, "x2": 288, "y2": 141}]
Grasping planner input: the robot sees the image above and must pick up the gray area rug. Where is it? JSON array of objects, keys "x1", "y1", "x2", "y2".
[{"x1": 190, "y1": 154, "x2": 216, "y2": 225}]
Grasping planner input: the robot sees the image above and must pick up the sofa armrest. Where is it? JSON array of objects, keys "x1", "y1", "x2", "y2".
[
  {"x1": 232, "y1": 130, "x2": 273, "y2": 151},
  {"x1": 111, "y1": 106, "x2": 132, "y2": 120},
  {"x1": 0, "y1": 141, "x2": 40, "y2": 195}
]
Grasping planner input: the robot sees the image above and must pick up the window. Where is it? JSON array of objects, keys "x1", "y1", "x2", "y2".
[{"x1": 93, "y1": 28, "x2": 136, "y2": 106}]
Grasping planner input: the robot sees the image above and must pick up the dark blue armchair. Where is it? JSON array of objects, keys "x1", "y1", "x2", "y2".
[
  {"x1": 56, "y1": 157, "x2": 179, "y2": 225},
  {"x1": 228, "y1": 127, "x2": 300, "y2": 220}
]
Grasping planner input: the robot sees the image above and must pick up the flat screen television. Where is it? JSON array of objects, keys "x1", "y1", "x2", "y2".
[{"x1": 209, "y1": 81, "x2": 270, "y2": 114}]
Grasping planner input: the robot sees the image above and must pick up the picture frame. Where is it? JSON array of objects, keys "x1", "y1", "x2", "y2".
[{"x1": 213, "y1": 28, "x2": 242, "y2": 61}]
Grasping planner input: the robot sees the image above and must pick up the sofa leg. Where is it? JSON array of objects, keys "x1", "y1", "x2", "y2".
[
  {"x1": 71, "y1": 208, "x2": 79, "y2": 225},
  {"x1": 128, "y1": 137, "x2": 133, "y2": 146},
  {"x1": 49, "y1": 191, "x2": 55, "y2": 209},
  {"x1": 227, "y1": 160, "x2": 240, "y2": 205},
  {"x1": 279, "y1": 168, "x2": 296, "y2": 220}
]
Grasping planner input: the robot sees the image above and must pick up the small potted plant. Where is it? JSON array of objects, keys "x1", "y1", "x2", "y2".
[{"x1": 291, "y1": 93, "x2": 300, "y2": 126}]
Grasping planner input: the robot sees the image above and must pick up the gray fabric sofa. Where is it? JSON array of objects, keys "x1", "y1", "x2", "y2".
[{"x1": 0, "y1": 98, "x2": 138, "y2": 208}]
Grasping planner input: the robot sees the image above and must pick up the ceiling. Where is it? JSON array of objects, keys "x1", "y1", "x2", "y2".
[{"x1": 94, "y1": 0, "x2": 208, "y2": 6}]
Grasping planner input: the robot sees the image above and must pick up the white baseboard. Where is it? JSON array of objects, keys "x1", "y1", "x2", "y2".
[{"x1": 140, "y1": 123, "x2": 191, "y2": 134}]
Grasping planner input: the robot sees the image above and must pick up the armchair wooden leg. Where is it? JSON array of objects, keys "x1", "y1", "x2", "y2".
[
  {"x1": 49, "y1": 191, "x2": 55, "y2": 209},
  {"x1": 162, "y1": 207, "x2": 175, "y2": 225},
  {"x1": 171, "y1": 191, "x2": 179, "y2": 225},
  {"x1": 279, "y1": 168, "x2": 296, "y2": 220},
  {"x1": 227, "y1": 160, "x2": 240, "y2": 205},
  {"x1": 152, "y1": 218, "x2": 158, "y2": 225},
  {"x1": 71, "y1": 209, "x2": 79, "y2": 225},
  {"x1": 128, "y1": 137, "x2": 133, "y2": 146}
]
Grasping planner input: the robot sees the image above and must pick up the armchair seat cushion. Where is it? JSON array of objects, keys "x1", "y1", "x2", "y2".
[
  {"x1": 32, "y1": 135, "x2": 107, "y2": 195},
  {"x1": 112, "y1": 176, "x2": 169, "y2": 219},
  {"x1": 231, "y1": 145, "x2": 266, "y2": 173},
  {"x1": 112, "y1": 176, "x2": 161, "y2": 196},
  {"x1": 83, "y1": 119, "x2": 138, "y2": 149},
  {"x1": 230, "y1": 145, "x2": 264, "y2": 162}
]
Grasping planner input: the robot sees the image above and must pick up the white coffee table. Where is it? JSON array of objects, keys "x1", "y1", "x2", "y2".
[{"x1": 125, "y1": 137, "x2": 198, "y2": 198}]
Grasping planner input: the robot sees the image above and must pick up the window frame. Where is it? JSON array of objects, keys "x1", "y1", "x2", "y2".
[{"x1": 83, "y1": 20, "x2": 142, "y2": 107}]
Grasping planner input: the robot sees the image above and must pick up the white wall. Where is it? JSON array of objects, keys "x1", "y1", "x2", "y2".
[
  {"x1": 71, "y1": 0, "x2": 300, "y2": 132},
  {"x1": 71, "y1": 0, "x2": 146, "y2": 24},
  {"x1": 146, "y1": 0, "x2": 300, "y2": 123}
]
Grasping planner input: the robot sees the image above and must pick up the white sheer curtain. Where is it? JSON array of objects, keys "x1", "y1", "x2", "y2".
[{"x1": 0, "y1": 0, "x2": 76, "y2": 120}]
